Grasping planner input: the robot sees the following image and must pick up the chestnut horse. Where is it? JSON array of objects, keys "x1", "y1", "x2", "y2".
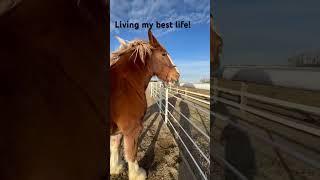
[{"x1": 110, "y1": 29, "x2": 180, "y2": 180}]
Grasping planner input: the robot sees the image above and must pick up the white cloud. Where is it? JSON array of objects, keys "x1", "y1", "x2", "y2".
[{"x1": 110, "y1": 0, "x2": 209, "y2": 36}]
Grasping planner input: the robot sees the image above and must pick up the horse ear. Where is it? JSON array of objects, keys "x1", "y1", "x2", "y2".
[
  {"x1": 115, "y1": 36, "x2": 127, "y2": 48},
  {"x1": 148, "y1": 28, "x2": 160, "y2": 47}
]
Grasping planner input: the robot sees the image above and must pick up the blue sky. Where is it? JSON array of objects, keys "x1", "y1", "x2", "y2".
[
  {"x1": 110, "y1": 0, "x2": 210, "y2": 83},
  {"x1": 215, "y1": 0, "x2": 320, "y2": 66}
]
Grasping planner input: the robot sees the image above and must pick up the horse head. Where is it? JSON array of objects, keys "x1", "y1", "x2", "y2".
[{"x1": 147, "y1": 29, "x2": 180, "y2": 84}]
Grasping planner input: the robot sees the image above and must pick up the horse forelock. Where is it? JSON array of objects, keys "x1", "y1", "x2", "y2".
[{"x1": 110, "y1": 39, "x2": 153, "y2": 67}]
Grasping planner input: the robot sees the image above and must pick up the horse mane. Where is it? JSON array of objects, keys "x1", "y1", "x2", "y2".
[{"x1": 110, "y1": 39, "x2": 153, "y2": 67}]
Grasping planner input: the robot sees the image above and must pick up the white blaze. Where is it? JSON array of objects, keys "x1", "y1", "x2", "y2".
[{"x1": 167, "y1": 54, "x2": 179, "y2": 73}]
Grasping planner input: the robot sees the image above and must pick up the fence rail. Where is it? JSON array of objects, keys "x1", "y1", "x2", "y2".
[
  {"x1": 150, "y1": 79, "x2": 320, "y2": 180},
  {"x1": 212, "y1": 78, "x2": 320, "y2": 137},
  {"x1": 211, "y1": 77, "x2": 320, "y2": 180}
]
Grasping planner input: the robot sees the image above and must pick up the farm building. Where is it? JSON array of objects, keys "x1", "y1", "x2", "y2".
[
  {"x1": 221, "y1": 65, "x2": 320, "y2": 91},
  {"x1": 288, "y1": 50, "x2": 320, "y2": 67}
]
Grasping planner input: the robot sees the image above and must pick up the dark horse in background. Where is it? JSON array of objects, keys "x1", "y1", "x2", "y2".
[
  {"x1": 110, "y1": 29, "x2": 180, "y2": 180},
  {"x1": 0, "y1": 1, "x2": 107, "y2": 180}
]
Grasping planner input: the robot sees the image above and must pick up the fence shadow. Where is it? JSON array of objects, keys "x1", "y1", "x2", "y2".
[
  {"x1": 195, "y1": 108, "x2": 210, "y2": 135},
  {"x1": 178, "y1": 94, "x2": 192, "y2": 138},
  {"x1": 168, "y1": 94, "x2": 207, "y2": 179}
]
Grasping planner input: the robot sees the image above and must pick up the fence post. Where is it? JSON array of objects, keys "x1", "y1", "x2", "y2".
[
  {"x1": 159, "y1": 83, "x2": 163, "y2": 113},
  {"x1": 157, "y1": 82, "x2": 160, "y2": 111},
  {"x1": 150, "y1": 82, "x2": 153, "y2": 98},
  {"x1": 240, "y1": 82, "x2": 248, "y2": 113},
  {"x1": 165, "y1": 86, "x2": 169, "y2": 123}
]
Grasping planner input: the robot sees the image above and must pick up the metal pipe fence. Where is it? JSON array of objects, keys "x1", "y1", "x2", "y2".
[
  {"x1": 211, "y1": 77, "x2": 320, "y2": 180},
  {"x1": 150, "y1": 79, "x2": 320, "y2": 180},
  {"x1": 150, "y1": 82, "x2": 210, "y2": 180}
]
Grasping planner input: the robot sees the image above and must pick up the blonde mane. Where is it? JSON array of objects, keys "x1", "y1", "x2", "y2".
[{"x1": 110, "y1": 39, "x2": 153, "y2": 67}]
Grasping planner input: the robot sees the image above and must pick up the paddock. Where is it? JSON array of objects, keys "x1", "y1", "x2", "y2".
[{"x1": 111, "y1": 82, "x2": 210, "y2": 180}]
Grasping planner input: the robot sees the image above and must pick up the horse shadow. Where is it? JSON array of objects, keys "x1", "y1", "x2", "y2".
[
  {"x1": 139, "y1": 113, "x2": 164, "y2": 170},
  {"x1": 215, "y1": 101, "x2": 256, "y2": 180},
  {"x1": 211, "y1": 72, "x2": 259, "y2": 180},
  {"x1": 164, "y1": 93, "x2": 192, "y2": 145},
  {"x1": 139, "y1": 103, "x2": 161, "y2": 145},
  {"x1": 177, "y1": 94, "x2": 193, "y2": 146},
  {"x1": 230, "y1": 70, "x2": 299, "y2": 180},
  {"x1": 166, "y1": 94, "x2": 202, "y2": 179},
  {"x1": 211, "y1": 70, "x2": 275, "y2": 180},
  {"x1": 138, "y1": 101, "x2": 164, "y2": 170}
]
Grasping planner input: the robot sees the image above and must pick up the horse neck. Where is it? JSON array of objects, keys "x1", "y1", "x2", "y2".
[{"x1": 117, "y1": 54, "x2": 153, "y2": 91}]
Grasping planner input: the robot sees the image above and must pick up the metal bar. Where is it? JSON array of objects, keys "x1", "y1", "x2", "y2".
[
  {"x1": 168, "y1": 101, "x2": 210, "y2": 140},
  {"x1": 168, "y1": 93, "x2": 211, "y2": 116},
  {"x1": 165, "y1": 116, "x2": 208, "y2": 180},
  {"x1": 170, "y1": 87, "x2": 210, "y2": 98},
  {"x1": 216, "y1": 97, "x2": 320, "y2": 137},
  {"x1": 167, "y1": 110, "x2": 210, "y2": 163},
  {"x1": 213, "y1": 112, "x2": 320, "y2": 169},
  {"x1": 150, "y1": 83, "x2": 153, "y2": 97},
  {"x1": 159, "y1": 83, "x2": 162, "y2": 113},
  {"x1": 212, "y1": 85, "x2": 320, "y2": 116},
  {"x1": 165, "y1": 87, "x2": 169, "y2": 123},
  {"x1": 177, "y1": 91, "x2": 210, "y2": 105}
]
